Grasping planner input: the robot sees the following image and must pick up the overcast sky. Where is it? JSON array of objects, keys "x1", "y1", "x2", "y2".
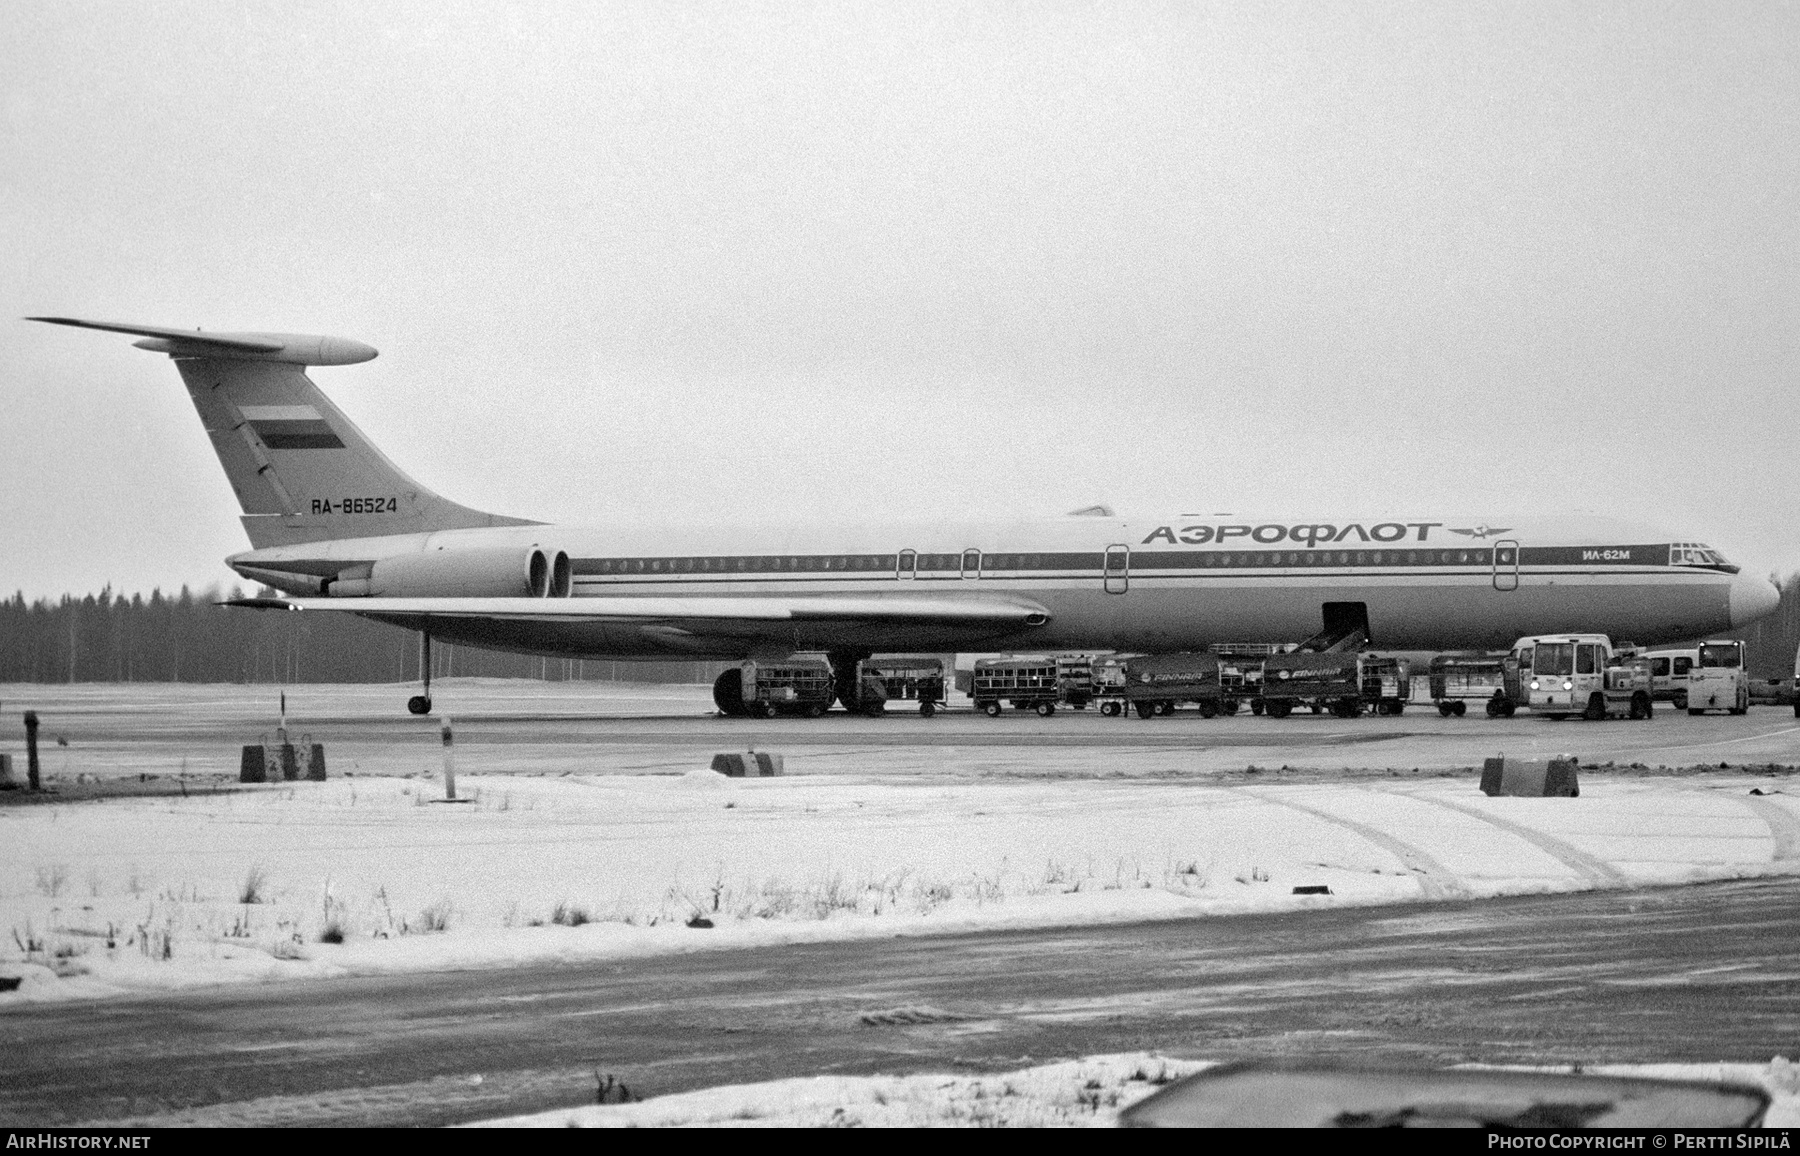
[{"x1": 3, "y1": 1, "x2": 1797, "y2": 601}]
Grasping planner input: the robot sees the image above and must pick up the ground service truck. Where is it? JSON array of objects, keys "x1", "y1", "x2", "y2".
[
  {"x1": 1683, "y1": 640, "x2": 1749, "y2": 715},
  {"x1": 1514, "y1": 634, "x2": 1653, "y2": 720}
]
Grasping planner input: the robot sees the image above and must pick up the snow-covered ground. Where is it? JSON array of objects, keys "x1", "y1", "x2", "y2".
[
  {"x1": 472, "y1": 1053, "x2": 1800, "y2": 1128},
  {"x1": 4, "y1": 759, "x2": 1797, "y2": 1002}
]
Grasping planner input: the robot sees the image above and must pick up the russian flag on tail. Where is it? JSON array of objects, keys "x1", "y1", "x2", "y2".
[{"x1": 240, "y1": 405, "x2": 344, "y2": 449}]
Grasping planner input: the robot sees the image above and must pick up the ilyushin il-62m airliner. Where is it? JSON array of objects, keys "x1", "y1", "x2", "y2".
[{"x1": 33, "y1": 317, "x2": 1781, "y2": 714}]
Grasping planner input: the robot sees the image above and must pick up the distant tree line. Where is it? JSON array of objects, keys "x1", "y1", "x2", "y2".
[
  {"x1": 2, "y1": 576, "x2": 1796, "y2": 685},
  {"x1": 0, "y1": 586, "x2": 728, "y2": 685}
]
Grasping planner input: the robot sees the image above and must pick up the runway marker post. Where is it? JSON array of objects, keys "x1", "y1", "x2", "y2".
[
  {"x1": 23, "y1": 711, "x2": 41, "y2": 791},
  {"x1": 437, "y1": 717, "x2": 469, "y2": 803}
]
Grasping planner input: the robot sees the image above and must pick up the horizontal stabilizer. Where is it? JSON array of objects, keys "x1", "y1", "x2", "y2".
[
  {"x1": 27, "y1": 316, "x2": 377, "y2": 366},
  {"x1": 228, "y1": 594, "x2": 1051, "y2": 626}
]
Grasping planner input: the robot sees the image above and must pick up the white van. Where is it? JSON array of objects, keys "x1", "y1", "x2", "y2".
[{"x1": 1644, "y1": 649, "x2": 1697, "y2": 708}]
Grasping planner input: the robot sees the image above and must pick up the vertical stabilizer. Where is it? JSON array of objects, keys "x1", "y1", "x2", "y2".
[{"x1": 29, "y1": 317, "x2": 535, "y2": 547}]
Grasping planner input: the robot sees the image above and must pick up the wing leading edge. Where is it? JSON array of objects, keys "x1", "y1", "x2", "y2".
[{"x1": 227, "y1": 594, "x2": 1051, "y2": 626}]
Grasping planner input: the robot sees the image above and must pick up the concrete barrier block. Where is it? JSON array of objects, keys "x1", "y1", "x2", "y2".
[
  {"x1": 1481, "y1": 755, "x2": 1579, "y2": 797},
  {"x1": 712, "y1": 752, "x2": 784, "y2": 777},
  {"x1": 305, "y1": 744, "x2": 327, "y2": 781},
  {"x1": 0, "y1": 753, "x2": 14, "y2": 788},
  {"x1": 240, "y1": 745, "x2": 268, "y2": 784},
  {"x1": 279, "y1": 743, "x2": 300, "y2": 781}
]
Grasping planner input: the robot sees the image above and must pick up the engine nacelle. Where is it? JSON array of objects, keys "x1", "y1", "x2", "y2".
[
  {"x1": 337, "y1": 546, "x2": 553, "y2": 597},
  {"x1": 326, "y1": 546, "x2": 574, "y2": 597}
]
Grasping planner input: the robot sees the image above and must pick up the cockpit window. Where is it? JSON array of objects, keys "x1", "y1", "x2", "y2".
[
  {"x1": 1699, "y1": 643, "x2": 1742, "y2": 668},
  {"x1": 1669, "y1": 543, "x2": 1740, "y2": 573}
]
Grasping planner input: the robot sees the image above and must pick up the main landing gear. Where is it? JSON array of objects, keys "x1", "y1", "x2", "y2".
[{"x1": 407, "y1": 631, "x2": 433, "y2": 715}]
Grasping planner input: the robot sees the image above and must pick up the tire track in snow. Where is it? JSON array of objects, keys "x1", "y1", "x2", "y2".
[
  {"x1": 1234, "y1": 788, "x2": 1467, "y2": 900},
  {"x1": 1410, "y1": 795, "x2": 1628, "y2": 888},
  {"x1": 1743, "y1": 795, "x2": 1800, "y2": 862}
]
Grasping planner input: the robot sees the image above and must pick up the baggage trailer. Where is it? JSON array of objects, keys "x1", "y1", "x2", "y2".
[
  {"x1": 1514, "y1": 634, "x2": 1654, "y2": 720},
  {"x1": 1427, "y1": 652, "x2": 1515, "y2": 717},
  {"x1": 853, "y1": 656, "x2": 948, "y2": 717},
  {"x1": 1261, "y1": 652, "x2": 1411, "y2": 718},
  {"x1": 738, "y1": 656, "x2": 836, "y2": 718},
  {"x1": 1091, "y1": 656, "x2": 1131, "y2": 716},
  {"x1": 1121, "y1": 653, "x2": 1225, "y2": 719},
  {"x1": 1261, "y1": 651, "x2": 1362, "y2": 718},
  {"x1": 1361, "y1": 656, "x2": 1412, "y2": 715},
  {"x1": 1209, "y1": 643, "x2": 1279, "y2": 715},
  {"x1": 1056, "y1": 655, "x2": 1098, "y2": 709},
  {"x1": 1684, "y1": 640, "x2": 1749, "y2": 715},
  {"x1": 971, "y1": 657, "x2": 1061, "y2": 717}
]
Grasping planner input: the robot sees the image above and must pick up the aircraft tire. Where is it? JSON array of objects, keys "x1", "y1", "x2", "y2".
[
  {"x1": 407, "y1": 695, "x2": 432, "y2": 715},
  {"x1": 712, "y1": 670, "x2": 749, "y2": 717}
]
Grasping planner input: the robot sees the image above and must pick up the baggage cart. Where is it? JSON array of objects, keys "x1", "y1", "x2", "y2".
[
  {"x1": 1428, "y1": 652, "x2": 1514, "y2": 717},
  {"x1": 972, "y1": 657, "x2": 1062, "y2": 717},
  {"x1": 853, "y1": 656, "x2": 948, "y2": 717},
  {"x1": 738, "y1": 656, "x2": 836, "y2": 718}
]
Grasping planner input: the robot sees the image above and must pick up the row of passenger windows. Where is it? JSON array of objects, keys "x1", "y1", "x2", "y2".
[
  {"x1": 582, "y1": 549, "x2": 1500, "y2": 575},
  {"x1": 1198, "y1": 549, "x2": 1497, "y2": 568}
]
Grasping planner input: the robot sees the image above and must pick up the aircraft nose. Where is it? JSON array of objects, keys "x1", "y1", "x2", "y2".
[{"x1": 1729, "y1": 574, "x2": 1781, "y2": 627}]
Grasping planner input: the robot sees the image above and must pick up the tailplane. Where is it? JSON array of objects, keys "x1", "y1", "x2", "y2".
[{"x1": 29, "y1": 317, "x2": 535, "y2": 548}]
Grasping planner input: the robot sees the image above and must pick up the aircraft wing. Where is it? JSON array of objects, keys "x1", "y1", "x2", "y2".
[{"x1": 227, "y1": 594, "x2": 1050, "y2": 626}]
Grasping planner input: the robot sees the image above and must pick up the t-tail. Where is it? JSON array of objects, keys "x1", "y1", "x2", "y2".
[{"x1": 28, "y1": 317, "x2": 535, "y2": 548}]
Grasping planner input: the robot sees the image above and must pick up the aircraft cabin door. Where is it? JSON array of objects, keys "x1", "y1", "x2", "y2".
[
  {"x1": 1103, "y1": 544, "x2": 1129, "y2": 594},
  {"x1": 1492, "y1": 540, "x2": 1519, "y2": 592}
]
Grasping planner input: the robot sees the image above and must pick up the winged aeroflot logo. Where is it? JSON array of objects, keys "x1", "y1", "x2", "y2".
[{"x1": 1449, "y1": 526, "x2": 1512, "y2": 539}]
